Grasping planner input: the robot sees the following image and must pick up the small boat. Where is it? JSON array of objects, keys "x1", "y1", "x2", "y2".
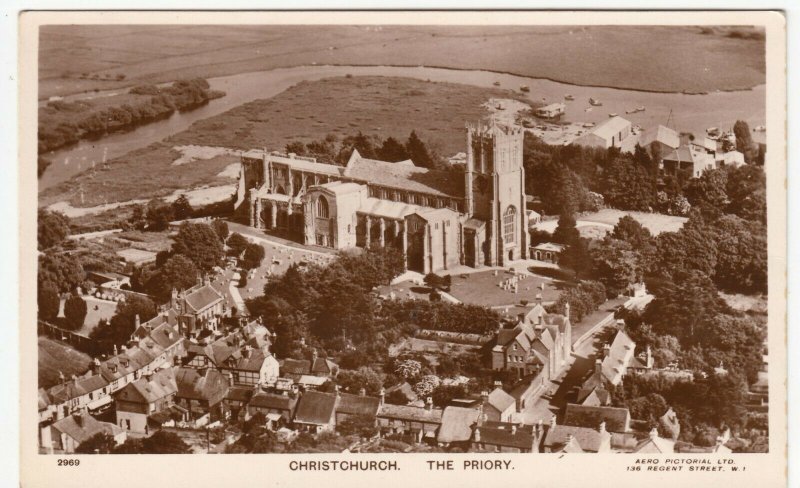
[
  {"x1": 493, "y1": 81, "x2": 501, "y2": 86},
  {"x1": 522, "y1": 120, "x2": 535, "y2": 128},
  {"x1": 589, "y1": 97, "x2": 603, "y2": 106},
  {"x1": 582, "y1": 122, "x2": 595, "y2": 128},
  {"x1": 495, "y1": 103, "x2": 505, "y2": 110},
  {"x1": 585, "y1": 107, "x2": 593, "y2": 112},
  {"x1": 608, "y1": 113, "x2": 618, "y2": 118},
  {"x1": 636, "y1": 106, "x2": 645, "y2": 112},
  {"x1": 754, "y1": 125, "x2": 766, "y2": 132},
  {"x1": 564, "y1": 94, "x2": 575, "y2": 101},
  {"x1": 520, "y1": 85, "x2": 530, "y2": 92},
  {"x1": 625, "y1": 106, "x2": 646, "y2": 114}
]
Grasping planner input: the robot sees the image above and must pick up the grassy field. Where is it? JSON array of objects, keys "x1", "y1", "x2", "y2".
[
  {"x1": 40, "y1": 76, "x2": 514, "y2": 208},
  {"x1": 38, "y1": 337, "x2": 93, "y2": 389},
  {"x1": 40, "y1": 25, "x2": 765, "y2": 99}
]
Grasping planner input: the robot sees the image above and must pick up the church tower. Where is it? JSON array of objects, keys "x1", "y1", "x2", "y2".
[{"x1": 464, "y1": 121, "x2": 527, "y2": 267}]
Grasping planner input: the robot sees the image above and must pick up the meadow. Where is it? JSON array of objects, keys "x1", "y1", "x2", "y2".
[
  {"x1": 40, "y1": 25, "x2": 766, "y2": 99},
  {"x1": 40, "y1": 76, "x2": 516, "y2": 208}
]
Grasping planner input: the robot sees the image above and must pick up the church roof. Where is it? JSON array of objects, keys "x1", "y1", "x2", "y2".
[{"x1": 344, "y1": 150, "x2": 464, "y2": 198}]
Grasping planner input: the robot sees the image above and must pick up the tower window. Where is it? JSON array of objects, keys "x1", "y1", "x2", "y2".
[
  {"x1": 503, "y1": 206, "x2": 517, "y2": 244},
  {"x1": 315, "y1": 196, "x2": 330, "y2": 219}
]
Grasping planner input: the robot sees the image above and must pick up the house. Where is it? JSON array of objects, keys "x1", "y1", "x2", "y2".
[
  {"x1": 508, "y1": 373, "x2": 548, "y2": 412},
  {"x1": 131, "y1": 320, "x2": 185, "y2": 364},
  {"x1": 279, "y1": 350, "x2": 339, "y2": 381},
  {"x1": 472, "y1": 421, "x2": 543, "y2": 453},
  {"x1": 45, "y1": 411, "x2": 126, "y2": 454},
  {"x1": 224, "y1": 386, "x2": 255, "y2": 422},
  {"x1": 638, "y1": 125, "x2": 680, "y2": 157},
  {"x1": 535, "y1": 103, "x2": 566, "y2": 119},
  {"x1": 44, "y1": 369, "x2": 111, "y2": 421},
  {"x1": 661, "y1": 145, "x2": 715, "y2": 177},
  {"x1": 114, "y1": 368, "x2": 178, "y2": 435},
  {"x1": 659, "y1": 407, "x2": 681, "y2": 440},
  {"x1": 542, "y1": 417, "x2": 611, "y2": 453},
  {"x1": 574, "y1": 370, "x2": 612, "y2": 407},
  {"x1": 575, "y1": 116, "x2": 632, "y2": 149},
  {"x1": 335, "y1": 391, "x2": 381, "y2": 426},
  {"x1": 530, "y1": 242, "x2": 564, "y2": 264},
  {"x1": 437, "y1": 406, "x2": 480, "y2": 447},
  {"x1": 690, "y1": 135, "x2": 718, "y2": 154},
  {"x1": 168, "y1": 282, "x2": 225, "y2": 337},
  {"x1": 246, "y1": 390, "x2": 298, "y2": 426},
  {"x1": 491, "y1": 300, "x2": 571, "y2": 380},
  {"x1": 174, "y1": 367, "x2": 230, "y2": 426},
  {"x1": 629, "y1": 346, "x2": 654, "y2": 373},
  {"x1": 217, "y1": 347, "x2": 280, "y2": 387},
  {"x1": 563, "y1": 404, "x2": 631, "y2": 433},
  {"x1": 632, "y1": 428, "x2": 675, "y2": 453},
  {"x1": 377, "y1": 397, "x2": 442, "y2": 442},
  {"x1": 293, "y1": 390, "x2": 338, "y2": 433},
  {"x1": 601, "y1": 330, "x2": 637, "y2": 385},
  {"x1": 482, "y1": 387, "x2": 516, "y2": 422}
]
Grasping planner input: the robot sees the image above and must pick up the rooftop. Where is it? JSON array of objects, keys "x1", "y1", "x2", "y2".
[{"x1": 294, "y1": 391, "x2": 337, "y2": 425}]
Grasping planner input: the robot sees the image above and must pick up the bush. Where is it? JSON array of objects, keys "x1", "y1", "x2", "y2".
[{"x1": 63, "y1": 294, "x2": 88, "y2": 331}]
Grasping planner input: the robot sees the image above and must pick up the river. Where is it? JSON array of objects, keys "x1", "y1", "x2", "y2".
[{"x1": 38, "y1": 64, "x2": 766, "y2": 191}]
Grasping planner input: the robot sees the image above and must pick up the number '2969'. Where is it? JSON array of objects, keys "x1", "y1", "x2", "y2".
[{"x1": 57, "y1": 459, "x2": 80, "y2": 467}]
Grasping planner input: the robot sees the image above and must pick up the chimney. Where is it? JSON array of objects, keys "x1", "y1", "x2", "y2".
[
  {"x1": 564, "y1": 302, "x2": 570, "y2": 319},
  {"x1": 598, "y1": 421, "x2": 606, "y2": 434},
  {"x1": 144, "y1": 372, "x2": 153, "y2": 383},
  {"x1": 227, "y1": 374, "x2": 234, "y2": 387},
  {"x1": 92, "y1": 358, "x2": 101, "y2": 374},
  {"x1": 359, "y1": 387, "x2": 366, "y2": 397},
  {"x1": 511, "y1": 424, "x2": 517, "y2": 435},
  {"x1": 493, "y1": 380, "x2": 503, "y2": 390},
  {"x1": 649, "y1": 427, "x2": 658, "y2": 439},
  {"x1": 602, "y1": 344, "x2": 610, "y2": 357},
  {"x1": 58, "y1": 371, "x2": 66, "y2": 384},
  {"x1": 481, "y1": 390, "x2": 489, "y2": 401},
  {"x1": 311, "y1": 348, "x2": 318, "y2": 363},
  {"x1": 595, "y1": 358, "x2": 602, "y2": 375},
  {"x1": 473, "y1": 427, "x2": 481, "y2": 442},
  {"x1": 379, "y1": 387, "x2": 385, "y2": 405},
  {"x1": 550, "y1": 415, "x2": 557, "y2": 429},
  {"x1": 171, "y1": 288, "x2": 179, "y2": 309},
  {"x1": 566, "y1": 433, "x2": 574, "y2": 446},
  {"x1": 425, "y1": 396, "x2": 433, "y2": 411},
  {"x1": 646, "y1": 346, "x2": 653, "y2": 369},
  {"x1": 134, "y1": 314, "x2": 141, "y2": 329},
  {"x1": 74, "y1": 411, "x2": 84, "y2": 428},
  {"x1": 535, "y1": 293, "x2": 542, "y2": 305},
  {"x1": 536, "y1": 419, "x2": 543, "y2": 438}
]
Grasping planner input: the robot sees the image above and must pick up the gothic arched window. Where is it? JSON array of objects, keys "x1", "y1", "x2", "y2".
[
  {"x1": 503, "y1": 206, "x2": 517, "y2": 244},
  {"x1": 315, "y1": 195, "x2": 330, "y2": 219}
]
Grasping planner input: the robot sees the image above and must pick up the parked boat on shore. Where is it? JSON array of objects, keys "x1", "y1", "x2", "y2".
[
  {"x1": 520, "y1": 85, "x2": 530, "y2": 92},
  {"x1": 564, "y1": 94, "x2": 575, "y2": 101},
  {"x1": 589, "y1": 97, "x2": 603, "y2": 106}
]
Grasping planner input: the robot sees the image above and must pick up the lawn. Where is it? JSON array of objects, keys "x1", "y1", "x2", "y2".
[
  {"x1": 40, "y1": 76, "x2": 514, "y2": 208},
  {"x1": 535, "y1": 208, "x2": 687, "y2": 237},
  {"x1": 38, "y1": 337, "x2": 93, "y2": 390},
  {"x1": 79, "y1": 297, "x2": 119, "y2": 336},
  {"x1": 40, "y1": 25, "x2": 765, "y2": 98}
]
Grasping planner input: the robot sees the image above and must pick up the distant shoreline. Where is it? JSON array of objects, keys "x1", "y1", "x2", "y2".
[{"x1": 40, "y1": 63, "x2": 766, "y2": 102}]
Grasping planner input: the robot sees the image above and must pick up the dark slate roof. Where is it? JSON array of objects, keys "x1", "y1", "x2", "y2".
[
  {"x1": 248, "y1": 392, "x2": 296, "y2": 411},
  {"x1": 293, "y1": 391, "x2": 337, "y2": 425},
  {"x1": 183, "y1": 284, "x2": 223, "y2": 312},
  {"x1": 115, "y1": 368, "x2": 177, "y2": 405},
  {"x1": 476, "y1": 424, "x2": 536, "y2": 450},
  {"x1": 225, "y1": 386, "x2": 255, "y2": 403},
  {"x1": 344, "y1": 151, "x2": 465, "y2": 198},
  {"x1": 563, "y1": 403, "x2": 631, "y2": 433},
  {"x1": 149, "y1": 323, "x2": 182, "y2": 350},
  {"x1": 312, "y1": 357, "x2": 338, "y2": 375},
  {"x1": 281, "y1": 359, "x2": 311, "y2": 376},
  {"x1": 175, "y1": 367, "x2": 229, "y2": 405},
  {"x1": 336, "y1": 393, "x2": 380, "y2": 418}
]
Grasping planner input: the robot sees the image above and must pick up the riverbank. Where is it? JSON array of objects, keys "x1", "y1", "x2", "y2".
[
  {"x1": 40, "y1": 25, "x2": 765, "y2": 99},
  {"x1": 39, "y1": 75, "x2": 519, "y2": 209},
  {"x1": 38, "y1": 78, "x2": 225, "y2": 154}
]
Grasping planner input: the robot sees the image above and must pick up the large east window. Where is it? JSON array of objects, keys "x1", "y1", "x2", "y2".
[
  {"x1": 503, "y1": 206, "x2": 517, "y2": 244},
  {"x1": 315, "y1": 196, "x2": 329, "y2": 219}
]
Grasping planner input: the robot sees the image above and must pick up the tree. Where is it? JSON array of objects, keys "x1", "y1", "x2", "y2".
[
  {"x1": 378, "y1": 137, "x2": 410, "y2": 162},
  {"x1": 552, "y1": 213, "x2": 580, "y2": 246},
  {"x1": 63, "y1": 294, "x2": 88, "y2": 331},
  {"x1": 335, "y1": 366, "x2": 385, "y2": 395},
  {"x1": 148, "y1": 254, "x2": 200, "y2": 302},
  {"x1": 685, "y1": 169, "x2": 729, "y2": 218},
  {"x1": 611, "y1": 216, "x2": 653, "y2": 252},
  {"x1": 38, "y1": 280, "x2": 61, "y2": 322},
  {"x1": 115, "y1": 431, "x2": 191, "y2": 454},
  {"x1": 75, "y1": 433, "x2": 117, "y2": 454},
  {"x1": 423, "y1": 273, "x2": 450, "y2": 291},
  {"x1": 590, "y1": 238, "x2": 641, "y2": 297},
  {"x1": 145, "y1": 199, "x2": 174, "y2": 231},
  {"x1": 711, "y1": 215, "x2": 767, "y2": 294},
  {"x1": 171, "y1": 222, "x2": 224, "y2": 272},
  {"x1": 38, "y1": 209, "x2": 70, "y2": 250},
  {"x1": 38, "y1": 252, "x2": 84, "y2": 293},
  {"x1": 395, "y1": 359, "x2": 422, "y2": 381},
  {"x1": 241, "y1": 243, "x2": 266, "y2": 270},
  {"x1": 171, "y1": 194, "x2": 194, "y2": 220},
  {"x1": 726, "y1": 165, "x2": 766, "y2": 224},
  {"x1": 413, "y1": 375, "x2": 441, "y2": 397},
  {"x1": 601, "y1": 155, "x2": 656, "y2": 211},
  {"x1": 405, "y1": 131, "x2": 435, "y2": 169},
  {"x1": 91, "y1": 294, "x2": 157, "y2": 347},
  {"x1": 226, "y1": 232, "x2": 249, "y2": 258},
  {"x1": 733, "y1": 120, "x2": 754, "y2": 162},
  {"x1": 211, "y1": 219, "x2": 229, "y2": 243}
]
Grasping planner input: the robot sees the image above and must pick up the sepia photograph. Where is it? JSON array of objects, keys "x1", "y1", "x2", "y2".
[{"x1": 16, "y1": 9, "x2": 788, "y2": 488}]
